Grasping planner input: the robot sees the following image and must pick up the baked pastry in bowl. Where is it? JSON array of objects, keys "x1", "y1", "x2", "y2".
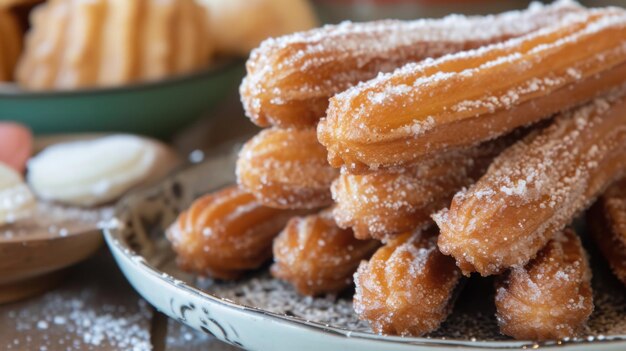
[{"x1": 16, "y1": 0, "x2": 213, "y2": 90}]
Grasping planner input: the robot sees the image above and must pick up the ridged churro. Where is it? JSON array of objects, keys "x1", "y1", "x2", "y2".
[
  {"x1": 319, "y1": 8, "x2": 626, "y2": 172},
  {"x1": 495, "y1": 228, "x2": 593, "y2": 341},
  {"x1": 271, "y1": 210, "x2": 379, "y2": 296},
  {"x1": 588, "y1": 178, "x2": 626, "y2": 286},
  {"x1": 236, "y1": 128, "x2": 338, "y2": 209},
  {"x1": 241, "y1": 0, "x2": 583, "y2": 128},
  {"x1": 166, "y1": 186, "x2": 304, "y2": 280},
  {"x1": 435, "y1": 91, "x2": 626, "y2": 276},
  {"x1": 354, "y1": 229, "x2": 461, "y2": 336},
  {"x1": 332, "y1": 134, "x2": 519, "y2": 240}
]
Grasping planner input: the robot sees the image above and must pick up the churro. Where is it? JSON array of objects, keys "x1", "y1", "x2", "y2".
[
  {"x1": 237, "y1": 128, "x2": 338, "y2": 209},
  {"x1": 332, "y1": 134, "x2": 518, "y2": 240},
  {"x1": 271, "y1": 210, "x2": 379, "y2": 296},
  {"x1": 167, "y1": 186, "x2": 304, "y2": 280},
  {"x1": 353, "y1": 229, "x2": 461, "y2": 336},
  {"x1": 435, "y1": 91, "x2": 626, "y2": 276},
  {"x1": 495, "y1": 228, "x2": 593, "y2": 341},
  {"x1": 319, "y1": 8, "x2": 626, "y2": 172},
  {"x1": 241, "y1": 0, "x2": 583, "y2": 128},
  {"x1": 588, "y1": 178, "x2": 626, "y2": 286}
]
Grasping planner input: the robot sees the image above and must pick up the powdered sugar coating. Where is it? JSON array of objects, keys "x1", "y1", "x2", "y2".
[
  {"x1": 241, "y1": 0, "x2": 583, "y2": 128},
  {"x1": 113, "y1": 140, "x2": 626, "y2": 343},
  {"x1": 167, "y1": 186, "x2": 305, "y2": 280},
  {"x1": 319, "y1": 8, "x2": 626, "y2": 171},
  {"x1": 4, "y1": 293, "x2": 152, "y2": 350},
  {"x1": 435, "y1": 90, "x2": 626, "y2": 276},
  {"x1": 236, "y1": 128, "x2": 338, "y2": 210},
  {"x1": 495, "y1": 229, "x2": 593, "y2": 340},
  {"x1": 331, "y1": 134, "x2": 519, "y2": 240},
  {"x1": 271, "y1": 210, "x2": 379, "y2": 296},
  {"x1": 353, "y1": 230, "x2": 461, "y2": 336}
]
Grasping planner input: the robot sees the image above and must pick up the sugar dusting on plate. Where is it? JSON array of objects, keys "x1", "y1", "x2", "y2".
[
  {"x1": 0, "y1": 202, "x2": 113, "y2": 240},
  {"x1": 2, "y1": 282, "x2": 152, "y2": 351}
]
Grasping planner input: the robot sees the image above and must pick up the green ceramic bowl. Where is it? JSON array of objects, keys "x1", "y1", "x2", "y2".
[{"x1": 0, "y1": 60, "x2": 245, "y2": 138}]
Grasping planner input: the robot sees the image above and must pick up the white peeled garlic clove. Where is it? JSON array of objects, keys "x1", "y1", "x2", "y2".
[
  {"x1": 27, "y1": 135, "x2": 180, "y2": 207},
  {"x1": 0, "y1": 162, "x2": 36, "y2": 226}
]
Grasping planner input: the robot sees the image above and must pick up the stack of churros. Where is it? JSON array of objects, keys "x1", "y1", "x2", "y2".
[{"x1": 167, "y1": 0, "x2": 626, "y2": 342}]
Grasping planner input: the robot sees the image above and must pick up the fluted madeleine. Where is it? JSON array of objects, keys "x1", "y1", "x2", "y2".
[
  {"x1": 237, "y1": 128, "x2": 338, "y2": 209},
  {"x1": 240, "y1": 0, "x2": 583, "y2": 129},
  {"x1": 167, "y1": 186, "x2": 304, "y2": 280},
  {"x1": 435, "y1": 90, "x2": 626, "y2": 276},
  {"x1": 271, "y1": 210, "x2": 379, "y2": 295},
  {"x1": 588, "y1": 178, "x2": 626, "y2": 286},
  {"x1": 319, "y1": 9, "x2": 626, "y2": 172},
  {"x1": 17, "y1": 0, "x2": 212, "y2": 90},
  {"x1": 354, "y1": 229, "x2": 461, "y2": 336},
  {"x1": 495, "y1": 228, "x2": 593, "y2": 341}
]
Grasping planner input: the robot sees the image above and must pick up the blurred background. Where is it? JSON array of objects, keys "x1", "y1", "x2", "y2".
[{"x1": 0, "y1": 0, "x2": 623, "y2": 152}]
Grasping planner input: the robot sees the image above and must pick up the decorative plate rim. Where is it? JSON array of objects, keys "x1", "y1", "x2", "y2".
[
  {"x1": 0, "y1": 59, "x2": 243, "y2": 99},
  {"x1": 102, "y1": 151, "x2": 626, "y2": 350}
]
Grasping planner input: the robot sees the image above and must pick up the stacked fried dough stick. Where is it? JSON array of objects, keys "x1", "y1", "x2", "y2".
[{"x1": 167, "y1": 0, "x2": 626, "y2": 342}]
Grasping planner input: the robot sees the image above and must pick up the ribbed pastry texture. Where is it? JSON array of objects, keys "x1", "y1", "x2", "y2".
[
  {"x1": 241, "y1": 0, "x2": 583, "y2": 128},
  {"x1": 167, "y1": 186, "x2": 305, "y2": 280},
  {"x1": 319, "y1": 8, "x2": 626, "y2": 171},
  {"x1": 495, "y1": 228, "x2": 593, "y2": 341},
  {"x1": 331, "y1": 133, "x2": 519, "y2": 240},
  {"x1": 236, "y1": 128, "x2": 338, "y2": 210},
  {"x1": 271, "y1": 210, "x2": 379, "y2": 296},
  {"x1": 435, "y1": 89, "x2": 626, "y2": 276},
  {"x1": 17, "y1": 0, "x2": 212, "y2": 90},
  {"x1": 353, "y1": 229, "x2": 461, "y2": 336}
]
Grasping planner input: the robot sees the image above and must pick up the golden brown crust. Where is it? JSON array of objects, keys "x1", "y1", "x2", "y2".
[
  {"x1": 166, "y1": 186, "x2": 304, "y2": 280},
  {"x1": 240, "y1": 1, "x2": 583, "y2": 128},
  {"x1": 331, "y1": 135, "x2": 517, "y2": 240},
  {"x1": 0, "y1": 8, "x2": 21, "y2": 81},
  {"x1": 588, "y1": 178, "x2": 626, "y2": 286},
  {"x1": 0, "y1": 0, "x2": 41, "y2": 8},
  {"x1": 495, "y1": 228, "x2": 593, "y2": 341},
  {"x1": 318, "y1": 9, "x2": 626, "y2": 172},
  {"x1": 16, "y1": 0, "x2": 212, "y2": 90},
  {"x1": 435, "y1": 91, "x2": 626, "y2": 276},
  {"x1": 271, "y1": 210, "x2": 379, "y2": 296},
  {"x1": 353, "y1": 229, "x2": 461, "y2": 336},
  {"x1": 236, "y1": 128, "x2": 338, "y2": 209}
]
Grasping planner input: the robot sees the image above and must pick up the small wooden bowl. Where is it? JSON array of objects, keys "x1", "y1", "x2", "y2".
[
  {"x1": 0, "y1": 226, "x2": 103, "y2": 303},
  {"x1": 0, "y1": 134, "x2": 112, "y2": 303}
]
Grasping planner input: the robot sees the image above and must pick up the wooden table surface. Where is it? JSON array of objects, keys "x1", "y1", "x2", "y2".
[
  {"x1": 0, "y1": 94, "x2": 258, "y2": 351},
  {"x1": 0, "y1": 249, "x2": 242, "y2": 351}
]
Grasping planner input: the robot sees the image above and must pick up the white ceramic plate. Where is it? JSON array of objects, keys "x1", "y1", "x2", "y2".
[{"x1": 103, "y1": 142, "x2": 626, "y2": 351}]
